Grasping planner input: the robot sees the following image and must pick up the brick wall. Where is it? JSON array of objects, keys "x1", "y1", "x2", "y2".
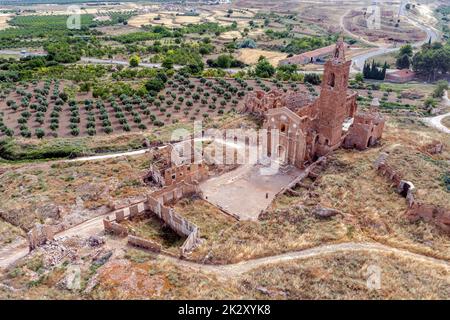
[
  {"x1": 102, "y1": 180, "x2": 202, "y2": 256},
  {"x1": 128, "y1": 235, "x2": 161, "y2": 252},
  {"x1": 374, "y1": 152, "x2": 450, "y2": 234}
]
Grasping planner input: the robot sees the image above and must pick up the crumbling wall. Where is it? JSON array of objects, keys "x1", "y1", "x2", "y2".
[
  {"x1": 147, "y1": 182, "x2": 200, "y2": 238},
  {"x1": 112, "y1": 201, "x2": 148, "y2": 220},
  {"x1": 162, "y1": 163, "x2": 208, "y2": 187},
  {"x1": 145, "y1": 162, "x2": 208, "y2": 187},
  {"x1": 102, "y1": 181, "x2": 202, "y2": 256},
  {"x1": 128, "y1": 235, "x2": 161, "y2": 252},
  {"x1": 103, "y1": 217, "x2": 128, "y2": 236},
  {"x1": 406, "y1": 203, "x2": 450, "y2": 233},
  {"x1": 344, "y1": 112, "x2": 385, "y2": 150},
  {"x1": 180, "y1": 228, "x2": 200, "y2": 256},
  {"x1": 420, "y1": 141, "x2": 444, "y2": 155},
  {"x1": 374, "y1": 152, "x2": 450, "y2": 234},
  {"x1": 27, "y1": 223, "x2": 55, "y2": 250}
]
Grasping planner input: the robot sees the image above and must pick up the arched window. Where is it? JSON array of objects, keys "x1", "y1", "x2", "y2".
[
  {"x1": 280, "y1": 124, "x2": 286, "y2": 133},
  {"x1": 328, "y1": 73, "x2": 335, "y2": 88}
]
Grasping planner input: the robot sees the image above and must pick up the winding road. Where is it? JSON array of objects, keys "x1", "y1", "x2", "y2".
[
  {"x1": 1, "y1": 2, "x2": 448, "y2": 277},
  {"x1": 422, "y1": 90, "x2": 450, "y2": 134},
  {"x1": 79, "y1": 57, "x2": 183, "y2": 70},
  {"x1": 1, "y1": 201, "x2": 450, "y2": 273},
  {"x1": 340, "y1": 4, "x2": 441, "y2": 72},
  {"x1": 156, "y1": 242, "x2": 450, "y2": 277}
]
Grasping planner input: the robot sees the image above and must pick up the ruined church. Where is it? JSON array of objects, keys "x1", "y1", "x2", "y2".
[{"x1": 243, "y1": 38, "x2": 385, "y2": 168}]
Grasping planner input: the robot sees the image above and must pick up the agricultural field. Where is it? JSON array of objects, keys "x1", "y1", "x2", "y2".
[
  {"x1": 0, "y1": 76, "x2": 303, "y2": 139},
  {"x1": 0, "y1": 0, "x2": 449, "y2": 304}
]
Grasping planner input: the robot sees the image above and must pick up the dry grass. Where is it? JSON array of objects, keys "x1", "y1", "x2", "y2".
[
  {"x1": 123, "y1": 215, "x2": 185, "y2": 255},
  {"x1": 0, "y1": 14, "x2": 11, "y2": 31},
  {"x1": 219, "y1": 30, "x2": 243, "y2": 40},
  {"x1": 235, "y1": 48, "x2": 288, "y2": 66},
  {"x1": 0, "y1": 219, "x2": 25, "y2": 247},
  {"x1": 175, "y1": 198, "x2": 350, "y2": 264},
  {"x1": 173, "y1": 15, "x2": 203, "y2": 25},
  {"x1": 442, "y1": 116, "x2": 450, "y2": 130},
  {"x1": 91, "y1": 255, "x2": 241, "y2": 299},
  {"x1": 241, "y1": 251, "x2": 450, "y2": 299},
  {"x1": 170, "y1": 117, "x2": 450, "y2": 264},
  {"x1": 0, "y1": 154, "x2": 150, "y2": 230},
  {"x1": 128, "y1": 13, "x2": 175, "y2": 27}
]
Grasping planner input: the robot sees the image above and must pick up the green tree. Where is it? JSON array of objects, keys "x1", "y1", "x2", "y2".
[
  {"x1": 432, "y1": 80, "x2": 449, "y2": 98},
  {"x1": 145, "y1": 78, "x2": 165, "y2": 92},
  {"x1": 254, "y1": 58, "x2": 275, "y2": 78},
  {"x1": 412, "y1": 42, "x2": 450, "y2": 81},
  {"x1": 129, "y1": 55, "x2": 140, "y2": 68},
  {"x1": 35, "y1": 128, "x2": 45, "y2": 139},
  {"x1": 396, "y1": 54, "x2": 411, "y2": 69},
  {"x1": 216, "y1": 55, "x2": 233, "y2": 68},
  {"x1": 398, "y1": 44, "x2": 413, "y2": 57},
  {"x1": 162, "y1": 58, "x2": 174, "y2": 69},
  {"x1": 355, "y1": 72, "x2": 364, "y2": 83}
]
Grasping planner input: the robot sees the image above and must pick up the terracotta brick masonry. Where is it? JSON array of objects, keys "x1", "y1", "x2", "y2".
[
  {"x1": 103, "y1": 180, "x2": 202, "y2": 257},
  {"x1": 374, "y1": 153, "x2": 450, "y2": 234},
  {"x1": 242, "y1": 38, "x2": 385, "y2": 169}
]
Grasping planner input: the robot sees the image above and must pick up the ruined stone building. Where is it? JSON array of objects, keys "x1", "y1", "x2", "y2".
[
  {"x1": 343, "y1": 98, "x2": 385, "y2": 150},
  {"x1": 243, "y1": 38, "x2": 385, "y2": 168},
  {"x1": 143, "y1": 143, "x2": 208, "y2": 187}
]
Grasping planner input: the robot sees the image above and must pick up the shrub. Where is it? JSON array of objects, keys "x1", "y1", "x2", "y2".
[
  {"x1": 4, "y1": 128, "x2": 14, "y2": 137},
  {"x1": 70, "y1": 117, "x2": 80, "y2": 124},
  {"x1": 20, "y1": 127, "x2": 31, "y2": 137},
  {"x1": 70, "y1": 128, "x2": 80, "y2": 136},
  {"x1": 87, "y1": 128, "x2": 96, "y2": 136},
  {"x1": 35, "y1": 128, "x2": 45, "y2": 139},
  {"x1": 35, "y1": 117, "x2": 44, "y2": 125},
  {"x1": 21, "y1": 111, "x2": 31, "y2": 119},
  {"x1": 104, "y1": 126, "x2": 113, "y2": 134},
  {"x1": 133, "y1": 116, "x2": 142, "y2": 123},
  {"x1": 153, "y1": 120, "x2": 164, "y2": 127}
]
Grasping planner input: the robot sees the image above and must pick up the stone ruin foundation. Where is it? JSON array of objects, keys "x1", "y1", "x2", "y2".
[
  {"x1": 103, "y1": 180, "x2": 202, "y2": 257},
  {"x1": 374, "y1": 152, "x2": 450, "y2": 234}
]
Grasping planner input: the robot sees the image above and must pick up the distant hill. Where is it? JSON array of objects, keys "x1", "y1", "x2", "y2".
[{"x1": 0, "y1": 0, "x2": 153, "y2": 5}]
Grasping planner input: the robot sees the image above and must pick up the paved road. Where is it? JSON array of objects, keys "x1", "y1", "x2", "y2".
[
  {"x1": 0, "y1": 49, "x2": 47, "y2": 57},
  {"x1": 79, "y1": 57, "x2": 183, "y2": 70}
]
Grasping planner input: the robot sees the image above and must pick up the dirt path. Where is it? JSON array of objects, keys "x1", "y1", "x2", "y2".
[
  {"x1": 0, "y1": 210, "x2": 115, "y2": 269},
  {"x1": 422, "y1": 91, "x2": 450, "y2": 134},
  {"x1": 2, "y1": 209, "x2": 450, "y2": 274},
  {"x1": 2, "y1": 194, "x2": 450, "y2": 272},
  {"x1": 155, "y1": 242, "x2": 450, "y2": 278},
  {"x1": 341, "y1": 5, "x2": 440, "y2": 72}
]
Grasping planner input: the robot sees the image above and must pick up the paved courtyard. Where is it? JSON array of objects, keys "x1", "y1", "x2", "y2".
[{"x1": 199, "y1": 163, "x2": 303, "y2": 220}]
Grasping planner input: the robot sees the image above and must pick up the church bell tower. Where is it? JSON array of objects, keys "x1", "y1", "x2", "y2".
[{"x1": 314, "y1": 37, "x2": 352, "y2": 153}]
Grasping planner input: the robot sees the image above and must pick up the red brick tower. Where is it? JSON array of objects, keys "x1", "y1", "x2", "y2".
[{"x1": 314, "y1": 37, "x2": 352, "y2": 155}]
